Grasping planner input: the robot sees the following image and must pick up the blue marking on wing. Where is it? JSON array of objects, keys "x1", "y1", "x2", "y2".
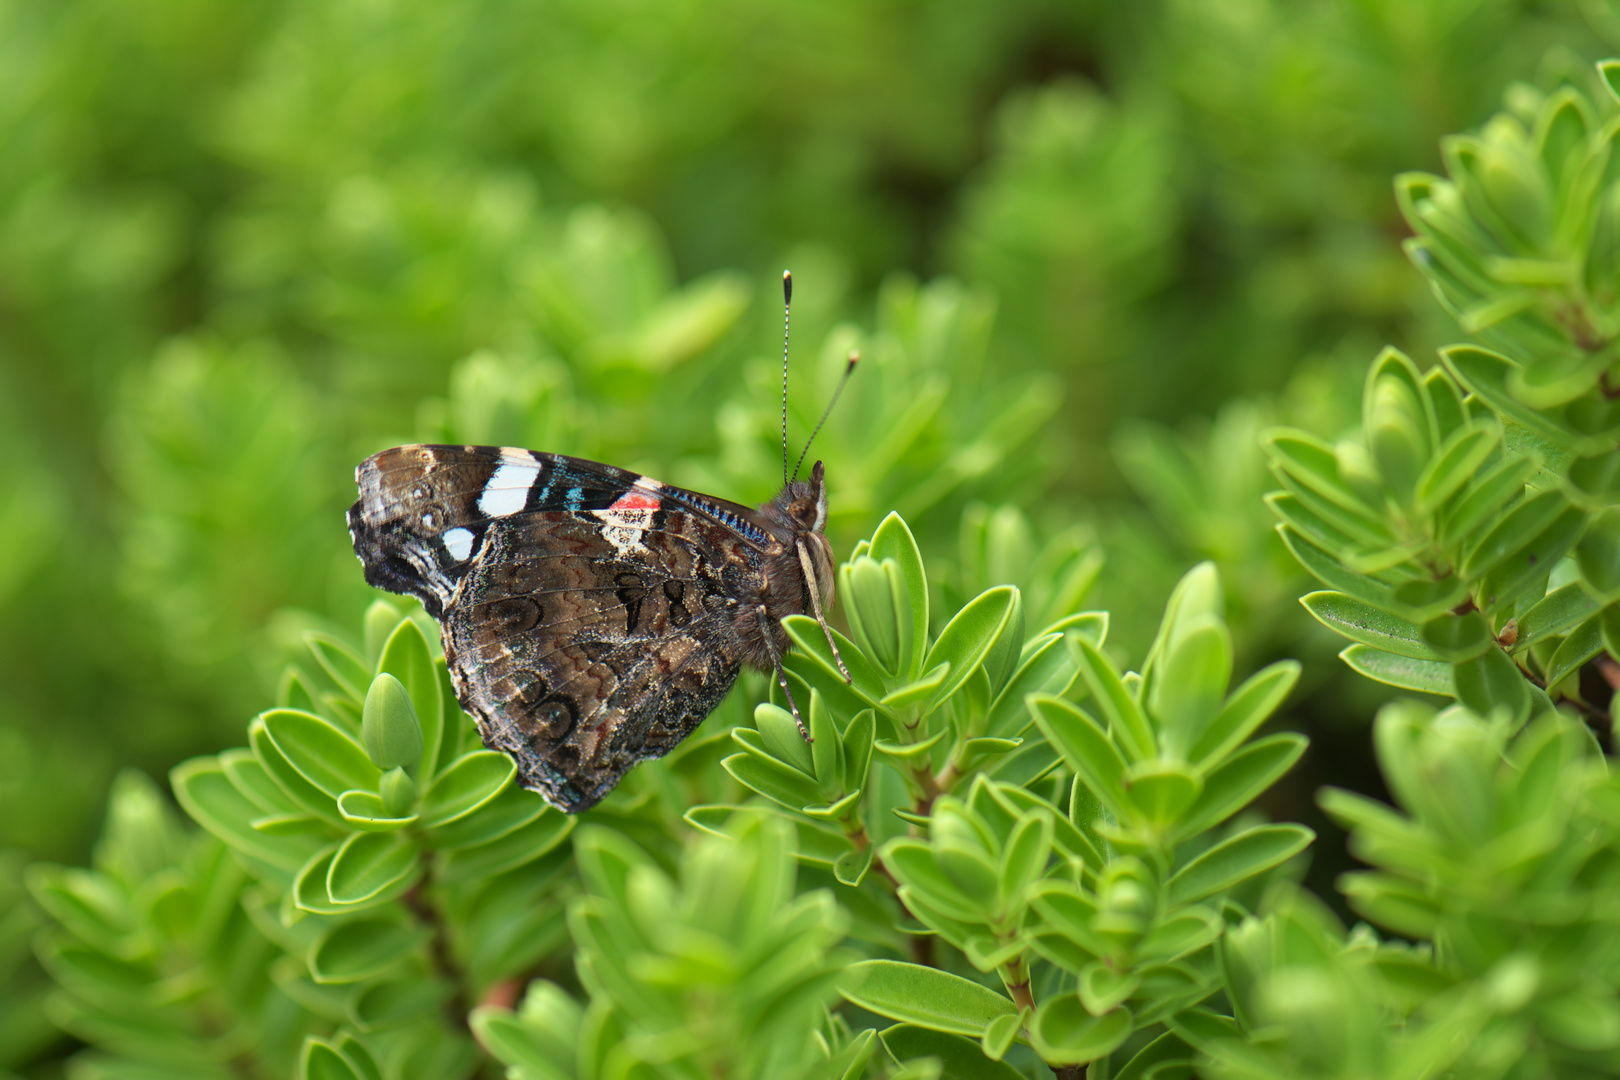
[
  {"x1": 535, "y1": 471, "x2": 560, "y2": 507},
  {"x1": 565, "y1": 486, "x2": 584, "y2": 511}
]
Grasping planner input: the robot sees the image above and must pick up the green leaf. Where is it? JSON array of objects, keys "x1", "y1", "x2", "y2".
[
  {"x1": 1027, "y1": 997, "x2": 1132, "y2": 1065},
  {"x1": 1338, "y1": 872, "x2": 1442, "y2": 939},
  {"x1": 994, "y1": 785, "x2": 1104, "y2": 868},
  {"x1": 842, "y1": 960, "x2": 1017, "y2": 1037},
  {"x1": 1301, "y1": 592, "x2": 1440, "y2": 660},
  {"x1": 420, "y1": 750, "x2": 515, "y2": 829},
  {"x1": 1539, "y1": 989, "x2": 1620, "y2": 1051},
  {"x1": 1605, "y1": 606, "x2": 1620, "y2": 668},
  {"x1": 326, "y1": 831, "x2": 421, "y2": 905},
  {"x1": 302, "y1": 1037, "x2": 367, "y2": 1080},
  {"x1": 221, "y1": 747, "x2": 301, "y2": 815},
  {"x1": 1340, "y1": 645, "x2": 1453, "y2": 695},
  {"x1": 1028, "y1": 881, "x2": 1110, "y2": 960},
  {"x1": 1027, "y1": 694, "x2": 1130, "y2": 820},
  {"x1": 1420, "y1": 612, "x2": 1494, "y2": 662},
  {"x1": 1115, "y1": 1032, "x2": 1196, "y2": 1080},
  {"x1": 1439, "y1": 454, "x2": 1538, "y2": 547},
  {"x1": 1263, "y1": 430, "x2": 1380, "y2": 518},
  {"x1": 1148, "y1": 618, "x2": 1232, "y2": 757},
  {"x1": 843, "y1": 555, "x2": 907, "y2": 677},
  {"x1": 881, "y1": 663, "x2": 952, "y2": 710},
  {"x1": 835, "y1": 846, "x2": 875, "y2": 887},
  {"x1": 1272, "y1": 469, "x2": 1396, "y2": 553},
  {"x1": 1443, "y1": 346, "x2": 1578, "y2": 450},
  {"x1": 997, "y1": 811, "x2": 1053, "y2": 906},
  {"x1": 306, "y1": 633, "x2": 372, "y2": 703},
  {"x1": 922, "y1": 586, "x2": 1019, "y2": 712},
  {"x1": 809, "y1": 692, "x2": 843, "y2": 787},
  {"x1": 1474, "y1": 505, "x2": 1585, "y2": 613},
  {"x1": 1578, "y1": 508, "x2": 1620, "y2": 601},
  {"x1": 352, "y1": 978, "x2": 454, "y2": 1030},
  {"x1": 985, "y1": 633, "x2": 1076, "y2": 738},
  {"x1": 756, "y1": 702, "x2": 815, "y2": 775},
  {"x1": 1266, "y1": 492, "x2": 1364, "y2": 561},
  {"x1": 250, "y1": 718, "x2": 347, "y2": 825},
  {"x1": 1452, "y1": 646, "x2": 1532, "y2": 728},
  {"x1": 873, "y1": 728, "x2": 948, "y2": 765},
  {"x1": 841, "y1": 709, "x2": 877, "y2": 792},
  {"x1": 1367, "y1": 372, "x2": 1429, "y2": 502},
  {"x1": 429, "y1": 784, "x2": 550, "y2": 850},
  {"x1": 308, "y1": 918, "x2": 430, "y2": 984},
  {"x1": 1277, "y1": 527, "x2": 1396, "y2": 609},
  {"x1": 1080, "y1": 962, "x2": 1141, "y2": 1015},
  {"x1": 1462, "y1": 490, "x2": 1568, "y2": 579},
  {"x1": 472, "y1": 983, "x2": 581, "y2": 1080},
  {"x1": 981, "y1": 1011, "x2": 1025, "y2": 1062},
  {"x1": 1069, "y1": 634, "x2": 1156, "y2": 762},
  {"x1": 869, "y1": 513, "x2": 930, "y2": 680},
  {"x1": 172, "y1": 757, "x2": 324, "y2": 871},
  {"x1": 261, "y1": 708, "x2": 383, "y2": 799},
  {"x1": 1138, "y1": 907, "x2": 1223, "y2": 963},
  {"x1": 1122, "y1": 760, "x2": 1203, "y2": 830},
  {"x1": 879, "y1": 1025, "x2": 1024, "y2": 1080},
  {"x1": 722, "y1": 749, "x2": 825, "y2": 810},
  {"x1": 293, "y1": 845, "x2": 349, "y2": 915},
  {"x1": 336, "y1": 790, "x2": 417, "y2": 831},
  {"x1": 439, "y1": 808, "x2": 574, "y2": 882},
  {"x1": 885, "y1": 839, "x2": 986, "y2": 923},
  {"x1": 1391, "y1": 577, "x2": 1470, "y2": 622},
  {"x1": 781, "y1": 616, "x2": 887, "y2": 704},
  {"x1": 1188, "y1": 660, "x2": 1300, "y2": 769},
  {"x1": 1415, "y1": 425, "x2": 1497, "y2": 513},
  {"x1": 1601, "y1": 59, "x2": 1620, "y2": 102},
  {"x1": 1513, "y1": 582, "x2": 1599, "y2": 650},
  {"x1": 1167, "y1": 824, "x2": 1314, "y2": 905},
  {"x1": 1544, "y1": 614, "x2": 1603, "y2": 691},
  {"x1": 1173, "y1": 734, "x2": 1308, "y2": 843}
]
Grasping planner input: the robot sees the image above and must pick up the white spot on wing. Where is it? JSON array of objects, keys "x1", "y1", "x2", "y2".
[
  {"x1": 592, "y1": 507, "x2": 654, "y2": 558},
  {"x1": 443, "y1": 527, "x2": 475, "y2": 562},
  {"x1": 479, "y1": 453, "x2": 540, "y2": 518}
]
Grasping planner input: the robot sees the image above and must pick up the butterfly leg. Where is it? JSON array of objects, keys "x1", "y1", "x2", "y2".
[
  {"x1": 797, "y1": 540, "x2": 853, "y2": 684},
  {"x1": 757, "y1": 603, "x2": 810, "y2": 740}
]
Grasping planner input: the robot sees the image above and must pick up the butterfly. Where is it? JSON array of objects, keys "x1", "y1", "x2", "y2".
[{"x1": 347, "y1": 272, "x2": 856, "y2": 812}]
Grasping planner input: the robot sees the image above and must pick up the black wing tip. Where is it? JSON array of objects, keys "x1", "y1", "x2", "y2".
[{"x1": 347, "y1": 499, "x2": 446, "y2": 620}]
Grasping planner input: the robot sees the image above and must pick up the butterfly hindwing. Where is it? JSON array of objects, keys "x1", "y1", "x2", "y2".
[
  {"x1": 446, "y1": 513, "x2": 749, "y2": 809},
  {"x1": 349, "y1": 444, "x2": 774, "y2": 811}
]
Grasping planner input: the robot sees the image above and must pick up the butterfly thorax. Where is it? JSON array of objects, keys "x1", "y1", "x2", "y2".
[{"x1": 739, "y1": 462, "x2": 836, "y2": 671}]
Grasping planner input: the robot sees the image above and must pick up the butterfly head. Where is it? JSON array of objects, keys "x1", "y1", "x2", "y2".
[{"x1": 783, "y1": 459, "x2": 828, "y2": 535}]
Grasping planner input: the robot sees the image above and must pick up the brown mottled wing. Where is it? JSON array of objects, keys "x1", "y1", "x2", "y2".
[
  {"x1": 442, "y1": 512, "x2": 760, "y2": 812},
  {"x1": 349, "y1": 444, "x2": 776, "y2": 812}
]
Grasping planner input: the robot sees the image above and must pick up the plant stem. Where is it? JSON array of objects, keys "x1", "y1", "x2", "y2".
[{"x1": 403, "y1": 874, "x2": 471, "y2": 1029}]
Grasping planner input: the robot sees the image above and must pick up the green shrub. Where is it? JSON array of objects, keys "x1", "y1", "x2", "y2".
[{"x1": 13, "y1": 4, "x2": 1620, "y2": 1079}]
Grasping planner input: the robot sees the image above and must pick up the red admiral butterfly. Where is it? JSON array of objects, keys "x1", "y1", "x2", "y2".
[{"x1": 348, "y1": 272, "x2": 855, "y2": 812}]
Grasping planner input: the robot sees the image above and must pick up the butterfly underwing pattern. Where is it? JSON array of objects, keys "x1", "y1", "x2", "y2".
[{"x1": 348, "y1": 272, "x2": 854, "y2": 813}]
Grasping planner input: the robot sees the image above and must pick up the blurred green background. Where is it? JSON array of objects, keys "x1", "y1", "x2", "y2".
[{"x1": 0, "y1": 0, "x2": 1610, "y2": 871}]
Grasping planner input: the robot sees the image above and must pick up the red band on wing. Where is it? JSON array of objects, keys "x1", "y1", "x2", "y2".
[{"x1": 608, "y1": 490, "x2": 661, "y2": 512}]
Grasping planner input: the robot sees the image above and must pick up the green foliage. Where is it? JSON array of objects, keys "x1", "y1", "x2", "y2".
[
  {"x1": 473, "y1": 816, "x2": 861, "y2": 1080},
  {"x1": 17, "y1": 3, "x2": 1620, "y2": 1079}
]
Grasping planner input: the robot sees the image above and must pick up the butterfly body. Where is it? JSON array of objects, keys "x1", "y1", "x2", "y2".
[{"x1": 348, "y1": 443, "x2": 833, "y2": 812}]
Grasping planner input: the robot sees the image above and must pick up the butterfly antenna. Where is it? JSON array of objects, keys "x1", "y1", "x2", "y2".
[
  {"x1": 780, "y1": 270, "x2": 792, "y2": 487},
  {"x1": 791, "y1": 350, "x2": 859, "y2": 483}
]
